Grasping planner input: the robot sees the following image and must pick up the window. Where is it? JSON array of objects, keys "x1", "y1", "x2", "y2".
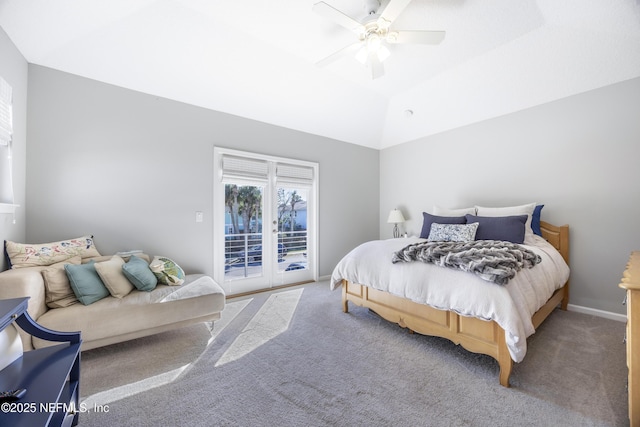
[
  {"x1": 0, "y1": 76, "x2": 12, "y2": 148},
  {"x1": 0, "y1": 76, "x2": 16, "y2": 215}
]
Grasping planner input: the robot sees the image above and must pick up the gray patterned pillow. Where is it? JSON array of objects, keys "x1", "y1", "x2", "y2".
[{"x1": 427, "y1": 222, "x2": 479, "y2": 242}]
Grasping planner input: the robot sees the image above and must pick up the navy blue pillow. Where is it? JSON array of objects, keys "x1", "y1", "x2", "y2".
[
  {"x1": 532, "y1": 204, "x2": 544, "y2": 236},
  {"x1": 420, "y1": 212, "x2": 466, "y2": 239},
  {"x1": 465, "y1": 214, "x2": 528, "y2": 244}
]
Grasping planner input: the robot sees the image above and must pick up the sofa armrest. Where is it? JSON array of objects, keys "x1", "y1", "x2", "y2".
[{"x1": 0, "y1": 268, "x2": 48, "y2": 350}]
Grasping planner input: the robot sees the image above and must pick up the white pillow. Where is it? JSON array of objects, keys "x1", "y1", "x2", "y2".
[
  {"x1": 475, "y1": 203, "x2": 536, "y2": 244},
  {"x1": 432, "y1": 206, "x2": 477, "y2": 216}
]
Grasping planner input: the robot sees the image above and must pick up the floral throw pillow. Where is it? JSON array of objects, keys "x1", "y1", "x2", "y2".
[
  {"x1": 427, "y1": 223, "x2": 479, "y2": 242},
  {"x1": 5, "y1": 236, "x2": 101, "y2": 269},
  {"x1": 149, "y1": 256, "x2": 185, "y2": 286}
]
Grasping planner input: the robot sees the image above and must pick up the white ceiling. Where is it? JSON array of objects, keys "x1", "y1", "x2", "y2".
[{"x1": 1, "y1": 0, "x2": 639, "y2": 150}]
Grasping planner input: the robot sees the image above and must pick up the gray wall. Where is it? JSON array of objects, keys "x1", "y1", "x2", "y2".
[
  {"x1": 26, "y1": 65, "x2": 380, "y2": 278},
  {"x1": 0, "y1": 28, "x2": 27, "y2": 271},
  {"x1": 15, "y1": 51, "x2": 640, "y2": 315},
  {"x1": 380, "y1": 77, "x2": 640, "y2": 315}
]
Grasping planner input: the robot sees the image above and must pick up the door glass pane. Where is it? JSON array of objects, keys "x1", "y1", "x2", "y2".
[
  {"x1": 276, "y1": 187, "x2": 308, "y2": 273},
  {"x1": 214, "y1": 147, "x2": 317, "y2": 295},
  {"x1": 224, "y1": 184, "x2": 264, "y2": 281}
]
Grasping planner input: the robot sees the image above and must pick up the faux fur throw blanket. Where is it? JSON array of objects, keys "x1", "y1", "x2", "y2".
[{"x1": 392, "y1": 240, "x2": 542, "y2": 285}]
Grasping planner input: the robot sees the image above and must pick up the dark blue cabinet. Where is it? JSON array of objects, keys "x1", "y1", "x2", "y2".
[{"x1": 0, "y1": 298, "x2": 81, "y2": 426}]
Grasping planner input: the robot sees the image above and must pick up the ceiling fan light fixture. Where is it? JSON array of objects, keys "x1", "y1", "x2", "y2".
[
  {"x1": 313, "y1": 0, "x2": 446, "y2": 78},
  {"x1": 355, "y1": 46, "x2": 368, "y2": 64},
  {"x1": 355, "y1": 42, "x2": 390, "y2": 65},
  {"x1": 367, "y1": 33, "x2": 382, "y2": 52},
  {"x1": 377, "y1": 44, "x2": 391, "y2": 62},
  {"x1": 356, "y1": 32, "x2": 391, "y2": 65}
]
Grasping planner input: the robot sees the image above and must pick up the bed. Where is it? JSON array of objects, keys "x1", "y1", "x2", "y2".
[{"x1": 330, "y1": 211, "x2": 570, "y2": 388}]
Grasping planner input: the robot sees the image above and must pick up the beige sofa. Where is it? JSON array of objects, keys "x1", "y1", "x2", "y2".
[{"x1": 0, "y1": 255, "x2": 225, "y2": 351}]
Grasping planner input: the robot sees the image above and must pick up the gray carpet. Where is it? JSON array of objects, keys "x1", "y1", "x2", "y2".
[{"x1": 79, "y1": 281, "x2": 629, "y2": 426}]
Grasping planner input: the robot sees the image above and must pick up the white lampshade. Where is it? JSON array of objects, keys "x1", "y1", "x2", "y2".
[{"x1": 387, "y1": 209, "x2": 405, "y2": 224}]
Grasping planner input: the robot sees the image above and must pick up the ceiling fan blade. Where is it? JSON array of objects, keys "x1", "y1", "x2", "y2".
[
  {"x1": 313, "y1": 2, "x2": 364, "y2": 34},
  {"x1": 387, "y1": 30, "x2": 445, "y2": 45},
  {"x1": 368, "y1": 55, "x2": 385, "y2": 79},
  {"x1": 316, "y1": 42, "x2": 362, "y2": 67},
  {"x1": 377, "y1": 0, "x2": 412, "y2": 28}
]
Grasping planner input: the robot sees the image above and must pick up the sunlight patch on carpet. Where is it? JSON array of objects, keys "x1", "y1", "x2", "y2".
[
  {"x1": 208, "y1": 298, "x2": 253, "y2": 344},
  {"x1": 215, "y1": 288, "x2": 303, "y2": 367},
  {"x1": 81, "y1": 298, "x2": 254, "y2": 408},
  {"x1": 81, "y1": 364, "x2": 190, "y2": 409}
]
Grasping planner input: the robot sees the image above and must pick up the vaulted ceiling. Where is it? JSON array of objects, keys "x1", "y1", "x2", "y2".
[{"x1": 1, "y1": 0, "x2": 639, "y2": 149}]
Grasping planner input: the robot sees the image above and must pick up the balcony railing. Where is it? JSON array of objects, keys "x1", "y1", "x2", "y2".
[{"x1": 224, "y1": 231, "x2": 308, "y2": 279}]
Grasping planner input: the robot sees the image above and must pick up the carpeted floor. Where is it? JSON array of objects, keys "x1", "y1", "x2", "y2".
[{"x1": 79, "y1": 281, "x2": 629, "y2": 426}]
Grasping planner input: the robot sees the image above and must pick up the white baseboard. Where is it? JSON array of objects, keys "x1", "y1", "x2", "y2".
[
  {"x1": 318, "y1": 274, "x2": 331, "y2": 282},
  {"x1": 567, "y1": 304, "x2": 627, "y2": 322}
]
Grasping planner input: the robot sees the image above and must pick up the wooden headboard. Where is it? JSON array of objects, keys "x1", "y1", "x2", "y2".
[{"x1": 540, "y1": 221, "x2": 570, "y2": 264}]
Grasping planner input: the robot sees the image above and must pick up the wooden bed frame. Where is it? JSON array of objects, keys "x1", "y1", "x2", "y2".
[{"x1": 340, "y1": 221, "x2": 570, "y2": 387}]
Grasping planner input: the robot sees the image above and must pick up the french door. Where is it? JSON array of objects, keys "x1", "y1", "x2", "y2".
[{"x1": 213, "y1": 147, "x2": 318, "y2": 296}]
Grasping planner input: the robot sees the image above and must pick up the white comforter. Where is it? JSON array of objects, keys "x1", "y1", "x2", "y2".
[{"x1": 330, "y1": 235, "x2": 570, "y2": 362}]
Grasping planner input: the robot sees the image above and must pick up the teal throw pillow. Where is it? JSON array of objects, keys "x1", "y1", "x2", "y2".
[
  {"x1": 122, "y1": 255, "x2": 158, "y2": 291},
  {"x1": 64, "y1": 260, "x2": 110, "y2": 305}
]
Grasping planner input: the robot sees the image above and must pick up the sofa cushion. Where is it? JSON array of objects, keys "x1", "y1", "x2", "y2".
[
  {"x1": 64, "y1": 260, "x2": 110, "y2": 305},
  {"x1": 149, "y1": 256, "x2": 185, "y2": 286},
  {"x1": 94, "y1": 256, "x2": 135, "y2": 298},
  {"x1": 122, "y1": 255, "x2": 157, "y2": 291},
  {"x1": 33, "y1": 274, "x2": 226, "y2": 349},
  {"x1": 42, "y1": 256, "x2": 82, "y2": 308},
  {"x1": 83, "y1": 253, "x2": 151, "y2": 264},
  {"x1": 5, "y1": 236, "x2": 101, "y2": 269}
]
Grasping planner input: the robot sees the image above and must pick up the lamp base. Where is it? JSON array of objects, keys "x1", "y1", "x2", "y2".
[{"x1": 393, "y1": 224, "x2": 400, "y2": 238}]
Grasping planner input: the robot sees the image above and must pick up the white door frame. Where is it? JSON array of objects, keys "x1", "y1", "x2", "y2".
[{"x1": 213, "y1": 147, "x2": 318, "y2": 295}]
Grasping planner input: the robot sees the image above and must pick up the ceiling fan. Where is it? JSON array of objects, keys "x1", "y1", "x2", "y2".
[{"x1": 313, "y1": 0, "x2": 445, "y2": 79}]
